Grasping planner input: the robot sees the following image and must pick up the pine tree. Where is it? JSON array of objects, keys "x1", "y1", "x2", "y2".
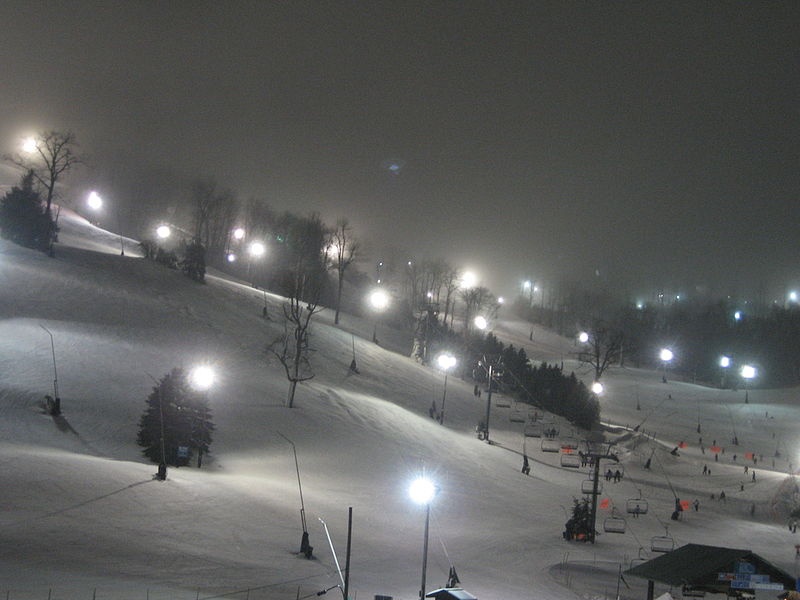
[
  {"x1": 0, "y1": 170, "x2": 52, "y2": 250},
  {"x1": 137, "y1": 368, "x2": 214, "y2": 467},
  {"x1": 181, "y1": 239, "x2": 206, "y2": 282}
]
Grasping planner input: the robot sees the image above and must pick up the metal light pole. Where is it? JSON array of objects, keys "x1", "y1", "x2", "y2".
[
  {"x1": 39, "y1": 325, "x2": 60, "y2": 414},
  {"x1": 409, "y1": 477, "x2": 436, "y2": 600},
  {"x1": 146, "y1": 373, "x2": 168, "y2": 480},
  {"x1": 436, "y1": 354, "x2": 456, "y2": 425}
]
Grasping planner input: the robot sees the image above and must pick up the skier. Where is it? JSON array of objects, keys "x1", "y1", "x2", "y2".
[{"x1": 522, "y1": 454, "x2": 530, "y2": 475}]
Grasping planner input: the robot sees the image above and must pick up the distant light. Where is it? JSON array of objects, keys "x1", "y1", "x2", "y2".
[
  {"x1": 461, "y1": 271, "x2": 478, "y2": 289},
  {"x1": 369, "y1": 289, "x2": 389, "y2": 311},
  {"x1": 87, "y1": 191, "x2": 103, "y2": 210},
  {"x1": 660, "y1": 348, "x2": 674, "y2": 363},
  {"x1": 497, "y1": 296, "x2": 505, "y2": 304},
  {"x1": 636, "y1": 301, "x2": 644, "y2": 310},
  {"x1": 22, "y1": 137, "x2": 36, "y2": 153},
  {"x1": 426, "y1": 291, "x2": 433, "y2": 299},
  {"x1": 719, "y1": 356, "x2": 731, "y2": 368},
  {"x1": 676, "y1": 295, "x2": 681, "y2": 301},
  {"x1": 233, "y1": 227, "x2": 245, "y2": 240},
  {"x1": 591, "y1": 381, "x2": 604, "y2": 395},
  {"x1": 740, "y1": 365, "x2": 756, "y2": 380},
  {"x1": 248, "y1": 241, "x2": 266, "y2": 257},
  {"x1": 578, "y1": 331, "x2": 589, "y2": 344},
  {"x1": 156, "y1": 225, "x2": 171, "y2": 239},
  {"x1": 189, "y1": 365, "x2": 215, "y2": 390},
  {"x1": 790, "y1": 291, "x2": 798, "y2": 303},
  {"x1": 226, "y1": 252, "x2": 237, "y2": 263},
  {"x1": 523, "y1": 280, "x2": 531, "y2": 290},
  {"x1": 408, "y1": 477, "x2": 436, "y2": 505},
  {"x1": 474, "y1": 316, "x2": 488, "y2": 330},
  {"x1": 734, "y1": 311, "x2": 742, "y2": 321},
  {"x1": 437, "y1": 353, "x2": 457, "y2": 371},
  {"x1": 407, "y1": 261, "x2": 412, "y2": 267}
]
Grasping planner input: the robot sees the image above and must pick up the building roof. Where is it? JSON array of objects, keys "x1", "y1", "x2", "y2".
[
  {"x1": 425, "y1": 588, "x2": 478, "y2": 600},
  {"x1": 624, "y1": 544, "x2": 795, "y2": 594}
]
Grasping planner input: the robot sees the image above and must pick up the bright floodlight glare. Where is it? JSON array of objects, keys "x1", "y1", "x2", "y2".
[
  {"x1": 87, "y1": 191, "x2": 103, "y2": 210},
  {"x1": 437, "y1": 354, "x2": 456, "y2": 370},
  {"x1": 369, "y1": 289, "x2": 389, "y2": 311},
  {"x1": 189, "y1": 365, "x2": 215, "y2": 390},
  {"x1": 578, "y1": 331, "x2": 589, "y2": 344},
  {"x1": 249, "y1": 241, "x2": 266, "y2": 257},
  {"x1": 474, "y1": 315, "x2": 488, "y2": 330},
  {"x1": 591, "y1": 381, "x2": 604, "y2": 394},
  {"x1": 790, "y1": 291, "x2": 798, "y2": 303},
  {"x1": 156, "y1": 225, "x2": 171, "y2": 239},
  {"x1": 226, "y1": 252, "x2": 237, "y2": 263},
  {"x1": 734, "y1": 310, "x2": 742, "y2": 321},
  {"x1": 719, "y1": 356, "x2": 731, "y2": 368},
  {"x1": 741, "y1": 365, "x2": 756, "y2": 380},
  {"x1": 22, "y1": 136, "x2": 37, "y2": 153},
  {"x1": 408, "y1": 477, "x2": 436, "y2": 505},
  {"x1": 660, "y1": 348, "x2": 674, "y2": 362},
  {"x1": 461, "y1": 271, "x2": 477, "y2": 289},
  {"x1": 233, "y1": 227, "x2": 245, "y2": 240},
  {"x1": 523, "y1": 280, "x2": 531, "y2": 290},
  {"x1": 497, "y1": 296, "x2": 505, "y2": 304}
]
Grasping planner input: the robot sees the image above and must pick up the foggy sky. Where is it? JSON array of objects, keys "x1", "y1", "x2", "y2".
[{"x1": 1, "y1": 1, "x2": 798, "y2": 300}]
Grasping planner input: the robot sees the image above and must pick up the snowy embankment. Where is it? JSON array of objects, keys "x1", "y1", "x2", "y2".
[{"x1": 0, "y1": 209, "x2": 799, "y2": 600}]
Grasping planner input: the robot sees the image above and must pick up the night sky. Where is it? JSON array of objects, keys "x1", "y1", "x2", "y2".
[{"x1": 1, "y1": 2, "x2": 798, "y2": 300}]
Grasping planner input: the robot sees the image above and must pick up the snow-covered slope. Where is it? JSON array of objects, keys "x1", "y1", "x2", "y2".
[{"x1": 1, "y1": 210, "x2": 798, "y2": 600}]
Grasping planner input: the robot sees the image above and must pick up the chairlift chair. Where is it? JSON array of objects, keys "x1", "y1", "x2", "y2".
[
  {"x1": 630, "y1": 547, "x2": 648, "y2": 569},
  {"x1": 541, "y1": 438, "x2": 560, "y2": 452},
  {"x1": 603, "y1": 511, "x2": 627, "y2": 534},
  {"x1": 509, "y1": 411, "x2": 525, "y2": 423},
  {"x1": 495, "y1": 397, "x2": 511, "y2": 408},
  {"x1": 626, "y1": 498, "x2": 649, "y2": 515},
  {"x1": 650, "y1": 534, "x2": 675, "y2": 553},
  {"x1": 581, "y1": 479, "x2": 602, "y2": 494},
  {"x1": 560, "y1": 453, "x2": 581, "y2": 468},
  {"x1": 560, "y1": 437, "x2": 579, "y2": 450},
  {"x1": 524, "y1": 423, "x2": 543, "y2": 437}
]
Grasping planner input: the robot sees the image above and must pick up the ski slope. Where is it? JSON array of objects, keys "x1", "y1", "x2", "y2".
[{"x1": 1, "y1": 209, "x2": 798, "y2": 600}]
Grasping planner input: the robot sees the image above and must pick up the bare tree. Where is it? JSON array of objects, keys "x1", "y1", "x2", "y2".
[
  {"x1": 441, "y1": 266, "x2": 461, "y2": 327},
  {"x1": 575, "y1": 321, "x2": 623, "y2": 381},
  {"x1": 189, "y1": 178, "x2": 238, "y2": 261},
  {"x1": 328, "y1": 218, "x2": 360, "y2": 325},
  {"x1": 460, "y1": 286, "x2": 498, "y2": 334},
  {"x1": 5, "y1": 131, "x2": 83, "y2": 216},
  {"x1": 4, "y1": 131, "x2": 83, "y2": 252},
  {"x1": 269, "y1": 213, "x2": 328, "y2": 408}
]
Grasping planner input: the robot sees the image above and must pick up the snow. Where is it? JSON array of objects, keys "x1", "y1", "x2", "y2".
[{"x1": 1, "y1": 208, "x2": 799, "y2": 599}]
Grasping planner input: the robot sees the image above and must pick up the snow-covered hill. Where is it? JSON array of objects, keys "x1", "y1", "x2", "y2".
[{"x1": 1, "y1": 209, "x2": 798, "y2": 600}]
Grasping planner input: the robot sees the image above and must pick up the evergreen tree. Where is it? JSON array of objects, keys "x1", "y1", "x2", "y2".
[
  {"x1": 0, "y1": 171, "x2": 52, "y2": 250},
  {"x1": 137, "y1": 368, "x2": 214, "y2": 467}
]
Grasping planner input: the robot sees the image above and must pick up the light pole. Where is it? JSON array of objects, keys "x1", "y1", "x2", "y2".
[
  {"x1": 247, "y1": 241, "x2": 266, "y2": 287},
  {"x1": 188, "y1": 365, "x2": 215, "y2": 468},
  {"x1": 409, "y1": 476, "x2": 437, "y2": 600},
  {"x1": 369, "y1": 289, "x2": 389, "y2": 344},
  {"x1": 659, "y1": 348, "x2": 673, "y2": 383},
  {"x1": 146, "y1": 373, "x2": 168, "y2": 481},
  {"x1": 39, "y1": 325, "x2": 60, "y2": 415},
  {"x1": 741, "y1": 364, "x2": 756, "y2": 404},
  {"x1": 719, "y1": 355, "x2": 731, "y2": 388},
  {"x1": 436, "y1": 353, "x2": 457, "y2": 425}
]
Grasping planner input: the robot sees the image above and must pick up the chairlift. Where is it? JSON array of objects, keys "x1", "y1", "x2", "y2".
[
  {"x1": 650, "y1": 534, "x2": 675, "y2": 553},
  {"x1": 524, "y1": 423, "x2": 543, "y2": 437},
  {"x1": 560, "y1": 453, "x2": 581, "y2": 468},
  {"x1": 495, "y1": 397, "x2": 511, "y2": 408},
  {"x1": 581, "y1": 479, "x2": 602, "y2": 494},
  {"x1": 509, "y1": 411, "x2": 525, "y2": 423},
  {"x1": 541, "y1": 438, "x2": 560, "y2": 452},
  {"x1": 630, "y1": 547, "x2": 648, "y2": 569},
  {"x1": 603, "y1": 511, "x2": 627, "y2": 534},
  {"x1": 626, "y1": 498, "x2": 649, "y2": 516},
  {"x1": 560, "y1": 437, "x2": 579, "y2": 450}
]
